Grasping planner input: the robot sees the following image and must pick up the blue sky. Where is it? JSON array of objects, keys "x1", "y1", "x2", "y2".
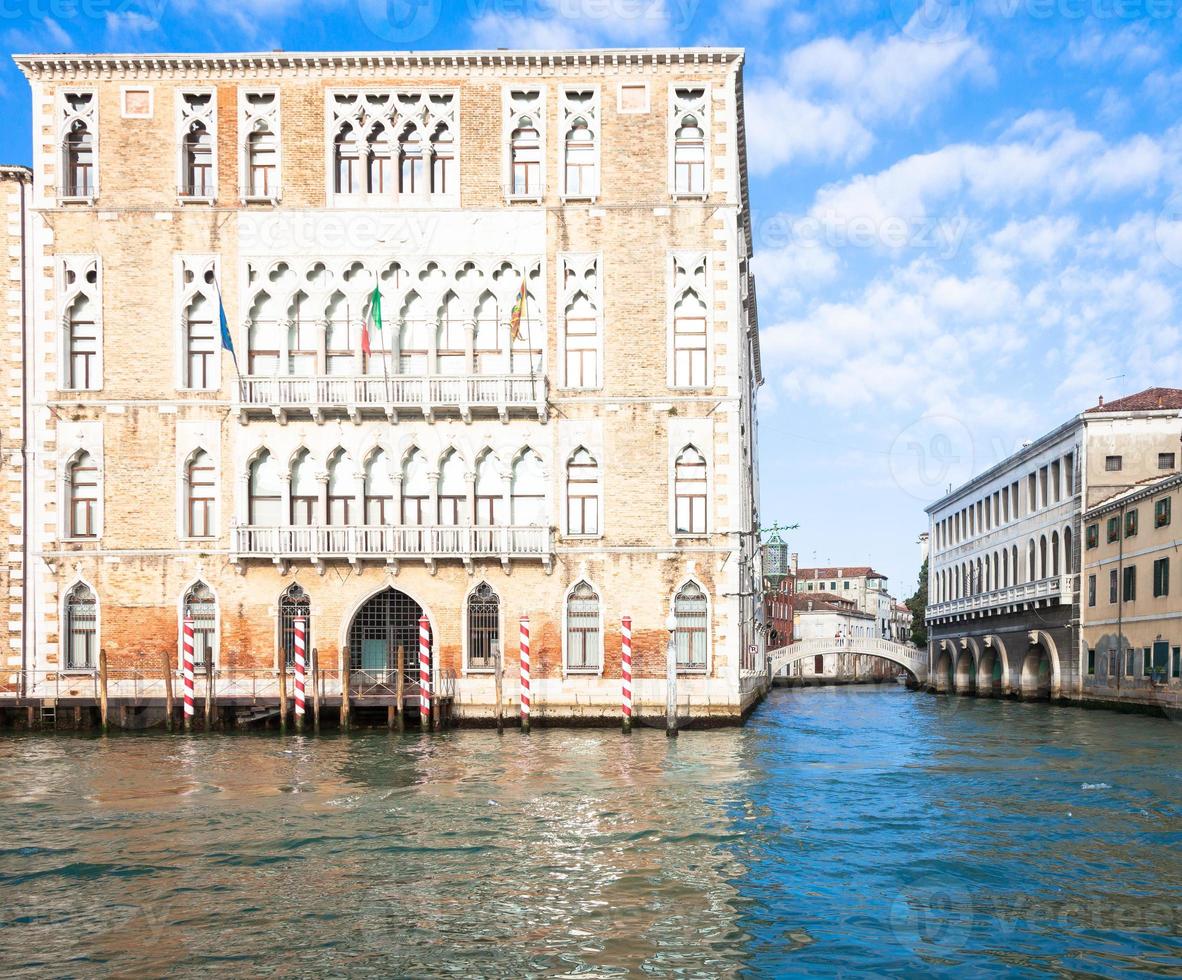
[{"x1": 3, "y1": 0, "x2": 1181, "y2": 599}]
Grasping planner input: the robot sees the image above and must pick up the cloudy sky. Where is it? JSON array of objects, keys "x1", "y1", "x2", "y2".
[{"x1": 2, "y1": 0, "x2": 1180, "y2": 598}]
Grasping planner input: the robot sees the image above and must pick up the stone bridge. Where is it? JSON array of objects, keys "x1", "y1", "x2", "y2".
[{"x1": 768, "y1": 637, "x2": 929, "y2": 685}]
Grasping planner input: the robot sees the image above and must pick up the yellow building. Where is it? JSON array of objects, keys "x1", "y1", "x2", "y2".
[
  {"x1": 1081, "y1": 470, "x2": 1182, "y2": 712},
  {"x1": 6, "y1": 48, "x2": 766, "y2": 725}
]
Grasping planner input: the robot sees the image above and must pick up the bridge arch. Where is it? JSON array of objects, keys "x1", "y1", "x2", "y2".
[
  {"x1": 1021, "y1": 629, "x2": 1060, "y2": 699},
  {"x1": 977, "y1": 635, "x2": 1009, "y2": 696},
  {"x1": 768, "y1": 637, "x2": 928, "y2": 686},
  {"x1": 954, "y1": 638, "x2": 978, "y2": 694},
  {"x1": 933, "y1": 640, "x2": 954, "y2": 693}
]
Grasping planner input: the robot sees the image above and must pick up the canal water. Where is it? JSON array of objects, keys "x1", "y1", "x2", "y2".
[{"x1": 0, "y1": 687, "x2": 1179, "y2": 977}]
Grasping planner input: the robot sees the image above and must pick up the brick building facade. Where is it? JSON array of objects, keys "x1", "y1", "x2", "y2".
[{"x1": 8, "y1": 48, "x2": 766, "y2": 724}]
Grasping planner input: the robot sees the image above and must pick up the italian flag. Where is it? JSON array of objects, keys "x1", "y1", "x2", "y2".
[{"x1": 361, "y1": 285, "x2": 382, "y2": 356}]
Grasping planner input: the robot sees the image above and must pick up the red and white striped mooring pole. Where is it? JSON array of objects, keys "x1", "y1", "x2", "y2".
[
  {"x1": 519, "y1": 615, "x2": 531, "y2": 734},
  {"x1": 293, "y1": 617, "x2": 307, "y2": 730},
  {"x1": 182, "y1": 617, "x2": 196, "y2": 731},
  {"x1": 418, "y1": 614, "x2": 431, "y2": 731},
  {"x1": 621, "y1": 615, "x2": 633, "y2": 735}
]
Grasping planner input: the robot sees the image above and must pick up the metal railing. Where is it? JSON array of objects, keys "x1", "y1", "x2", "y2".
[
  {"x1": 234, "y1": 524, "x2": 553, "y2": 561},
  {"x1": 237, "y1": 374, "x2": 546, "y2": 414}
]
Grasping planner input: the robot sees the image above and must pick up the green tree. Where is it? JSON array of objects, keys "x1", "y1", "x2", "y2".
[{"x1": 905, "y1": 558, "x2": 928, "y2": 648}]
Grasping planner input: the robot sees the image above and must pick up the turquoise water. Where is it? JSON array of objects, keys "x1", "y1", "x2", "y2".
[{"x1": 0, "y1": 687, "x2": 1178, "y2": 976}]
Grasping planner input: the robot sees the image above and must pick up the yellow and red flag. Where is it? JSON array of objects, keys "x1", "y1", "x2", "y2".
[{"x1": 509, "y1": 277, "x2": 528, "y2": 340}]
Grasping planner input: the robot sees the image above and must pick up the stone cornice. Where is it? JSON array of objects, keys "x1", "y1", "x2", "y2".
[{"x1": 13, "y1": 48, "x2": 743, "y2": 82}]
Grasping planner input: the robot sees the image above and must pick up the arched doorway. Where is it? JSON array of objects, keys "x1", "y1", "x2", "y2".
[
  {"x1": 346, "y1": 586, "x2": 431, "y2": 683},
  {"x1": 1020, "y1": 645, "x2": 1052, "y2": 699}
]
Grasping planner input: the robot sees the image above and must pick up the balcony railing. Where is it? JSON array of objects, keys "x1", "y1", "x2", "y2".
[
  {"x1": 927, "y1": 574, "x2": 1075, "y2": 620},
  {"x1": 233, "y1": 524, "x2": 554, "y2": 568},
  {"x1": 237, "y1": 374, "x2": 547, "y2": 422}
]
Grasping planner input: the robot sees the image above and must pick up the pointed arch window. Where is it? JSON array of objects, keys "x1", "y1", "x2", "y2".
[
  {"x1": 67, "y1": 451, "x2": 98, "y2": 538},
  {"x1": 183, "y1": 581, "x2": 217, "y2": 668},
  {"x1": 402, "y1": 449, "x2": 430, "y2": 525},
  {"x1": 66, "y1": 294, "x2": 98, "y2": 390},
  {"x1": 436, "y1": 292, "x2": 466, "y2": 375},
  {"x1": 438, "y1": 450, "x2": 468, "y2": 526},
  {"x1": 186, "y1": 449, "x2": 215, "y2": 538},
  {"x1": 511, "y1": 450, "x2": 545, "y2": 526},
  {"x1": 466, "y1": 582, "x2": 500, "y2": 670},
  {"x1": 64, "y1": 582, "x2": 97, "y2": 670},
  {"x1": 563, "y1": 293, "x2": 599, "y2": 388},
  {"x1": 327, "y1": 450, "x2": 352, "y2": 526},
  {"x1": 474, "y1": 293, "x2": 502, "y2": 374},
  {"x1": 565, "y1": 581, "x2": 601, "y2": 671},
  {"x1": 673, "y1": 291, "x2": 708, "y2": 388},
  {"x1": 247, "y1": 128, "x2": 278, "y2": 198},
  {"x1": 674, "y1": 582, "x2": 708, "y2": 670},
  {"x1": 564, "y1": 118, "x2": 596, "y2": 197},
  {"x1": 182, "y1": 122, "x2": 213, "y2": 197},
  {"x1": 64, "y1": 120, "x2": 94, "y2": 198},
  {"x1": 431, "y1": 124, "x2": 455, "y2": 194},
  {"x1": 279, "y1": 583, "x2": 311, "y2": 669},
  {"x1": 566, "y1": 448, "x2": 599, "y2": 536},
  {"x1": 290, "y1": 449, "x2": 318, "y2": 526},
  {"x1": 511, "y1": 118, "x2": 541, "y2": 196},
  {"x1": 364, "y1": 450, "x2": 394, "y2": 524},
  {"x1": 674, "y1": 446, "x2": 708, "y2": 534},
  {"x1": 367, "y1": 124, "x2": 393, "y2": 193},
  {"x1": 398, "y1": 293, "x2": 429, "y2": 375},
  {"x1": 475, "y1": 452, "x2": 505, "y2": 526},
  {"x1": 248, "y1": 450, "x2": 281, "y2": 525},
  {"x1": 247, "y1": 292, "x2": 280, "y2": 375},
  {"x1": 673, "y1": 114, "x2": 706, "y2": 195},
  {"x1": 398, "y1": 125, "x2": 424, "y2": 194},
  {"x1": 325, "y1": 293, "x2": 355, "y2": 376},
  {"x1": 334, "y1": 123, "x2": 360, "y2": 194},
  {"x1": 287, "y1": 293, "x2": 316, "y2": 376},
  {"x1": 183, "y1": 292, "x2": 216, "y2": 390}
]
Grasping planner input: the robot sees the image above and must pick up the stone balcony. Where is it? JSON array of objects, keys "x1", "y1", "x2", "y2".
[
  {"x1": 233, "y1": 523, "x2": 554, "y2": 574},
  {"x1": 927, "y1": 574, "x2": 1076, "y2": 623},
  {"x1": 236, "y1": 374, "x2": 548, "y2": 424}
]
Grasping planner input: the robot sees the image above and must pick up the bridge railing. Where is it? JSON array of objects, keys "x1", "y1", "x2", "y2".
[{"x1": 768, "y1": 637, "x2": 928, "y2": 675}]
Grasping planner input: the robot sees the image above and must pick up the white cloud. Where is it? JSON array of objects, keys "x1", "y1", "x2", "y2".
[
  {"x1": 746, "y1": 30, "x2": 992, "y2": 174},
  {"x1": 469, "y1": 0, "x2": 680, "y2": 48}
]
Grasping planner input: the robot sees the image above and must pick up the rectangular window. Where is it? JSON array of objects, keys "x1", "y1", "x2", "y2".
[
  {"x1": 1105, "y1": 455, "x2": 1122, "y2": 472},
  {"x1": 1086, "y1": 523, "x2": 1099, "y2": 549},
  {"x1": 1125, "y1": 649, "x2": 1135, "y2": 677},
  {"x1": 563, "y1": 313, "x2": 599, "y2": 388},
  {"x1": 1109, "y1": 569, "x2": 1118, "y2": 604},
  {"x1": 1123, "y1": 565, "x2": 1136, "y2": 603},
  {"x1": 1064, "y1": 452, "x2": 1075, "y2": 495},
  {"x1": 1153, "y1": 557, "x2": 1169, "y2": 597},
  {"x1": 69, "y1": 461, "x2": 98, "y2": 538},
  {"x1": 1107, "y1": 516, "x2": 1120, "y2": 543},
  {"x1": 185, "y1": 316, "x2": 216, "y2": 389},
  {"x1": 1173, "y1": 647, "x2": 1181, "y2": 678},
  {"x1": 1143, "y1": 647, "x2": 1152, "y2": 674},
  {"x1": 1087, "y1": 574, "x2": 1096, "y2": 607},
  {"x1": 188, "y1": 459, "x2": 215, "y2": 538},
  {"x1": 1156, "y1": 496, "x2": 1172, "y2": 528},
  {"x1": 673, "y1": 312, "x2": 708, "y2": 387},
  {"x1": 68, "y1": 316, "x2": 98, "y2": 390},
  {"x1": 1125, "y1": 509, "x2": 1138, "y2": 538},
  {"x1": 1087, "y1": 646, "x2": 1095, "y2": 675},
  {"x1": 1159, "y1": 452, "x2": 1176, "y2": 470},
  {"x1": 561, "y1": 89, "x2": 599, "y2": 198}
]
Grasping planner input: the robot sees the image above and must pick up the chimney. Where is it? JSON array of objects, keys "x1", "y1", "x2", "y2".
[
  {"x1": 790, "y1": 552, "x2": 799, "y2": 575},
  {"x1": 1098, "y1": 395, "x2": 1104, "y2": 408}
]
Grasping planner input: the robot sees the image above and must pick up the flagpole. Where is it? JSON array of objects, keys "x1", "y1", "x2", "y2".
[{"x1": 213, "y1": 276, "x2": 243, "y2": 403}]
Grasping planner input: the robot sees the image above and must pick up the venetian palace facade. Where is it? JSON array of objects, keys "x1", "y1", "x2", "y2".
[{"x1": 3, "y1": 48, "x2": 766, "y2": 725}]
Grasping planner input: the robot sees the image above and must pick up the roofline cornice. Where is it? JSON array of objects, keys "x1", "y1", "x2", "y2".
[
  {"x1": 1083, "y1": 471, "x2": 1182, "y2": 519},
  {"x1": 12, "y1": 48, "x2": 744, "y2": 81}
]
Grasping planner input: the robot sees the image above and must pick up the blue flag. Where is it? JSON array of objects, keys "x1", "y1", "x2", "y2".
[{"x1": 214, "y1": 280, "x2": 240, "y2": 376}]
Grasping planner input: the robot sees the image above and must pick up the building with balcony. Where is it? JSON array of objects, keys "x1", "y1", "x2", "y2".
[
  {"x1": 1080, "y1": 470, "x2": 1181, "y2": 712},
  {"x1": 8, "y1": 48, "x2": 765, "y2": 724},
  {"x1": 793, "y1": 566, "x2": 893, "y2": 638},
  {"x1": 925, "y1": 387, "x2": 1182, "y2": 702}
]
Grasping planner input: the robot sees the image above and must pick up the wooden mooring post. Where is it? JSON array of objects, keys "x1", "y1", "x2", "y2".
[
  {"x1": 665, "y1": 617, "x2": 678, "y2": 738},
  {"x1": 395, "y1": 645, "x2": 405, "y2": 733},
  {"x1": 494, "y1": 648, "x2": 504, "y2": 735},
  {"x1": 340, "y1": 646, "x2": 351, "y2": 731},
  {"x1": 311, "y1": 647, "x2": 321, "y2": 734},
  {"x1": 161, "y1": 649, "x2": 174, "y2": 732},
  {"x1": 278, "y1": 658, "x2": 288, "y2": 734},
  {"x1": 204, "y1": 661, "x2": 214, "y2": 732},
  {"x1": 98, "y1": 648, "x2": 110, "y2": 734}
]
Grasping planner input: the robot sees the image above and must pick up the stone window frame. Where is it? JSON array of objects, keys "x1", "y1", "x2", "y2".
[
  {"x1": 670, "y1": 577, "x2": 711, "y2": 674},
  {"x1": 175, "y1": 254, "x2": 222, "y2": 393},
  {"x1": 324, "y1": 88, "x2": 460, "y2": 208},
  {"x1": 503, "y1": 86, "x2": 546, "y2": 203},
  {"x1": 556, "y1": 252, "x2": 603, "y2": 392},
  {"x1": 176, "y1": 87, "x2": 218, "y2": 202},
  {"x1": 562, "y1": 576, "x2": 604, "y2": 677},
  {"x1": 178, "y1": 445, "x2": 220, "y2": 543},
  {"x1": 239, "y1": 87, "x2": 282, "y2": 204},
  {"x1": 559, "y1": 86, "x2": 601, "y2": 203},
  {"x1": 59, "y1": 434, "x2": 104, "y2": 544},
  {"x1": 120, "y1": 85, "x2": 154, "y2": 120},
  {"x1": 58, "y1": 88, "x2": 98, "y2": 203},
  {"x1": 666, "y1": 251, "x2": 713, "y2": 390},
  {"x1": 668, "y1": 83, "x2": 710, "y2": 200},
  {"x1": 563, "y1": 446, "x2": 602, "y2": 539},
  {"x1": 462, "y1": 580, "x2": 503, "y2": 676},
  {"x1": 176, "y1": 578, "x2": 221, "y2": 672},
  {"x1": 58, "y1": 255, "x2": 103, "y2": 393},
  {"x1": 61, "y1": 577, "x2": 100, "y2": 674}
]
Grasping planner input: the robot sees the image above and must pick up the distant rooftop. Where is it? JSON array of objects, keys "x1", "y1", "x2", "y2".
[
  {"x1": 1084, "y1": 387, "x2": 1182, "y2": 414},
  {"x1": 794, "y1": 567, "x2": 888, "y2": 582}
]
